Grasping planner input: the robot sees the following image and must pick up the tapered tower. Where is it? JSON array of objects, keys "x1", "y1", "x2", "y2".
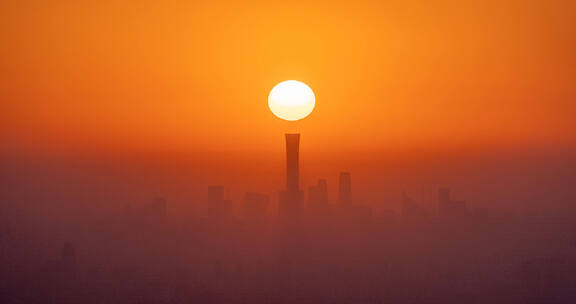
[{"x1": 279, "y1": 133, "x2": 303, "y2": 221}]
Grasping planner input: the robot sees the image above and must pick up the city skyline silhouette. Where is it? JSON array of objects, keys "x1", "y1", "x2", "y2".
[
  {"x1": 2, "y1": 0, "x2": 576, "y2": 303},
  {"x1": 2, "y1": 128, "x2": 576, "y2": 303}
]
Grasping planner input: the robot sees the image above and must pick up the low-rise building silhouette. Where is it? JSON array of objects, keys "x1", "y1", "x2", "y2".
[
  {"x1": 438, "y1": 188, "x2": 467, "y2": 219},
  {"x1": 208, "y1": 185, "x2": 233, "y2": 219}
]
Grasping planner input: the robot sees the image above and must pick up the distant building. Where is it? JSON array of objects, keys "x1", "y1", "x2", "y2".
[
  {"x1": 208, "y1": 185, "x2": 225, "y2": 205},
  {"x1": 307, "y1": 179, "x2": 330, "y2": 217},
  {"x1": 279, "y1": 134, "x2": 303, "y2": 222},
  {"x1": 208, "y1": 185, "x2": 233, "y2": 219},
  {"x1": 438, "y1": 188, "x2": 467, "y2": 218},
  {"x1": 308, "y1": 179, "x2": 328, "y2": 205},
  {"x1": 122, "y1": 197, "x2": 167, "y2": 223},
  {"x1": 338, "y1": 172, "x2": 352, "y2": 205},
  {"x1": 401, "y1": 191, "x2": 426, "y2": 221}
]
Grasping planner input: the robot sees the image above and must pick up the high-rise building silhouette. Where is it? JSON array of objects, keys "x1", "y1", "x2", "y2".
[
  {"x1": 307, "y1": 179, "x2": 329, "y2": 216},
  {"x1": 208, "y1": 185, "x2": 233, "y2": 219},
  {"x1": 438, "y1": 188, "x2": 467, "y2": 218},
  {"x1": 121, "y1": 197, "x2": 167, "y2": 223},
  {"x1": 208, "y1": 185, "x2": 225, "y2": 204},
  {"x1": 308, "y1": 179, "x2": 328, "y2": 205},
  {"x1": 438, "y1": 188, "x2": 450, "y2": 205},
  {"x1": 338, "y1": 172, "x2": 352, "y2": 205},
  {"x1": 279, "y1": 134, "x2": 303, "y2": 221},
  {"x1": 401, "y1": 191, "x2": 425, "y2": 221},
  {"x1": 285, "y1": 133, "x2": 300, "y2": 193}
]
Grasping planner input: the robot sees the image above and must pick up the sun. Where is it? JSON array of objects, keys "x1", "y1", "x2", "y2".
[{"x1": 268, "y1": 80, "x2": 315, "y2": 121}]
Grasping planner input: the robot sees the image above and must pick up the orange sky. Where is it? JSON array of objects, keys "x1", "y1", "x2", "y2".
[
  {"x1": 1, "y1": 0, "x2": 576, "y2": 212},
  {"x1": 1, "y1": 0, "x2": 575, "y2": 157}
]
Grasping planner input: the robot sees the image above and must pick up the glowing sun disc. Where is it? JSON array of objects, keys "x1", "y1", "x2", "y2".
[{"x1": 268, "y1": 80, "x2": 315, "y2": 121}]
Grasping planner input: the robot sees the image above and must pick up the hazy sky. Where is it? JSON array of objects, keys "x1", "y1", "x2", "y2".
[
  {"x1": 1, "y1": 0, "x2": 575, "y2": 153},
  {"x1": 1, "y1": 0, "x2": 576, "y2": 207}
]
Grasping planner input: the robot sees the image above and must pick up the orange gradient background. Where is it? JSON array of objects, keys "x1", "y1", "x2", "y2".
[{"x1": 1, "y1": 0, "x2": 576, "y2": 211}]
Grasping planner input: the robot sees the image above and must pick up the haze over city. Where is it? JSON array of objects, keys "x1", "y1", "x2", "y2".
[{"x1": 1, "y1": 0, "x2": 576, "y2": 303}]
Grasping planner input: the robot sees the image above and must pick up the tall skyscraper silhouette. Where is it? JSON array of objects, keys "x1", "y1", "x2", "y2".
[
  {"x1": 285, "y1": 134, "x2": 300, "y2": 193},
  {"x1": 279, "y1": 134, "x2": 303, "y2": 221},
  {"x1": 338, "y1": 172, "x2": 352, "y2": 205}
]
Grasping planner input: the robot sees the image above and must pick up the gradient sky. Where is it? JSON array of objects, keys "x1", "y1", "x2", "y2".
[{"x1": 1, "y1": 0, "x2": 576, "y2": 208}]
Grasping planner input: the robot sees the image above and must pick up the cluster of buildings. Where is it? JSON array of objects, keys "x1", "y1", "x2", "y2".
[{"x1": 203, "y1": 133, "x2": 476, "y2": 224}]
